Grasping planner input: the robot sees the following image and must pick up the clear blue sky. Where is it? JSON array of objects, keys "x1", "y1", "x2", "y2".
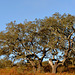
[{"x1": 0, "y1": 0, "x2": 75, "y2": 31}]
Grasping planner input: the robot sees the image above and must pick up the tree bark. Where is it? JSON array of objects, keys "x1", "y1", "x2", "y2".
[
  {"x1": 27, "y1": 59, "x2": 37, "y2": 73},
  {"x1": 52, "y1": 66, "x2": 57, "y2": 73},
  {"x1": 37, "y1": 62, "x2": 41, "y2": 72},
  {"x1": 37, "y1": 59, "x2": 42, "y2": 72},
  {"x1": 49, "y1": 59, "x2": 63, "y2": 73},
  {"x1": 33, "y1": 66, "x2": 37, "y2": 73}
]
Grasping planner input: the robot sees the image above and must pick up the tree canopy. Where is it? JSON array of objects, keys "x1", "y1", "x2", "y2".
[{"x1": 0, "y1": 13, "x2": 75, "y2": 73}]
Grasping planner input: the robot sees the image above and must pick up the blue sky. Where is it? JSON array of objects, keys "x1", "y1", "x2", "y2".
[{"x1": 0, "y1": 0, "x2": 75, "y2": 31}]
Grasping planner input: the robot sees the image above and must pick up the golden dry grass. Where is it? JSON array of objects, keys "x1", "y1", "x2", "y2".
[{"x1": 0, "y1": 67, "x2": 74, "y2": 75}]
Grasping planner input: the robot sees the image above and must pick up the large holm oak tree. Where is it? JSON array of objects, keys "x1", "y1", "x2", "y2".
[
  {"x1": 39, "y1": 13, "x2": 75, "y2": 73},
  {"x1": 0, "y1": 13, "x2": 75, "y2": 73}
]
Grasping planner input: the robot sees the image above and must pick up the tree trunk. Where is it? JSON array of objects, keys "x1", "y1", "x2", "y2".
[
  {"x1": 33, "y1": 66, "x2": 37, "y2": 73},
  {"x1": 49, "y1": 59, "x2": 57, "y2": 73},
  {"x1": 37, "y1": 63, "x2": 41, "y2": 72},
  {"x1": 37, "y1": 59, "x2": 42, "y2": 72},
  {"x1": 52, "y1": 66, "x2": 57, "y2": 73},
  {"x1": 49, "y1": 59, "x2": 63, "y2": 73},
  {"x1": 28, "y1": 60, "x2": 37, "y2": 73}
]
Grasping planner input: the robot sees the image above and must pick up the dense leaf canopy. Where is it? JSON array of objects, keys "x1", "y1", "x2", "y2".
[{"x1": 0, "y1": 13, "x2": 75, "y2": 65}]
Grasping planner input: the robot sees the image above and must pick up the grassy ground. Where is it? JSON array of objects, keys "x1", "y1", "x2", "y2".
[{"x1": 0, "y1": 67, "x2": 75, "y2": 75}]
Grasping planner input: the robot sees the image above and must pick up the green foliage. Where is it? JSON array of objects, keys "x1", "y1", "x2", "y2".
[{"x1": 0, "y1": 13, "x2": 75, "y2": 73}]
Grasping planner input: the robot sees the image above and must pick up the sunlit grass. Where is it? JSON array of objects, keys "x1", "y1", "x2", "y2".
[{"x1": 0, "y1": 67, "x2": 74, "y2": 75}]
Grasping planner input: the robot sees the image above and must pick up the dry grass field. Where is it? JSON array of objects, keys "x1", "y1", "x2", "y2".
[{"x1": 0, "y1": 66, "x2": 75, "y2": 75}]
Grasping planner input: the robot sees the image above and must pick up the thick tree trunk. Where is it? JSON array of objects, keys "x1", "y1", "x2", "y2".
[
  {"x1": 52, "y1": 66, "x2": 57, "y2": 73},
  {"x1": 49, "y1": 59, "x2": 57, "y2": 73},
  {"x1": 49, "y1": 59, "x2": 63, "y2": 73}
]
